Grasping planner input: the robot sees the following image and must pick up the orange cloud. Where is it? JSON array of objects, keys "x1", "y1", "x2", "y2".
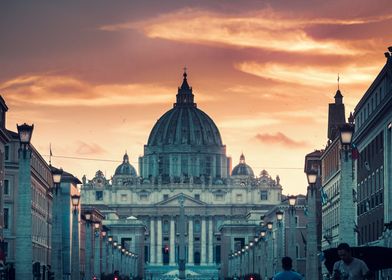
[
  {"x1": 99, "y1": 8, "x2": 392, "y2": 55},
  {"x1": 75, "y1": 141, "x2": 107, "y2": 155},
  {"x1": 255, "y1": 132, "x2": 309, "y2": 148},
  {"x1": 0, "y1": 74, "x2": 175, "y2": 107},
  {"x1": 236, "y1": 61, "x2": 379, "y2": 86}
]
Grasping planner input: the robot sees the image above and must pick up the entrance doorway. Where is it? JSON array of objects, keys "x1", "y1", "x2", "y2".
[{"x1": 194, "y1": 252, "x2": 200, "y2": 265}]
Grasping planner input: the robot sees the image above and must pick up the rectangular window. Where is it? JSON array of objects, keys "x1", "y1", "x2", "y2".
[
  {"x1": 140, "y1": 194, "x2": 148, "y2": 201},
  {"x1": 95, "y1": 191, "x2": 103, "y2": 201},
  {"x1": 4, "y1": 179, "x2": 9, "y2": 195},
  {"x1": 260, "y1": 191, "x2": 268, "y2": 200},
  {"x1": 236, "y1": 194, "x2": 243, "y2": 202},
  {"x1": 4, "y1": 208, "x2": 8, "y2": 229},
  {"x1": 163, "y1": 194, "x2": 169, "y2": 200},
  {"x1": 194, "y1": 194, "x2": 200, "y2": 200},
  {"x1": 4, "y1": 145, "x2": 9, "y2": 161},
  {"x1": 121, "y1": 194, "x2": 127, "y2": 201}
]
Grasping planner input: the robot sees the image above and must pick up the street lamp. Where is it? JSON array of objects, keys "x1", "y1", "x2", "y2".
[
  {"x1": 338, "y1": 122, "x2": 356, "y2": 247},
  {"x1": 306, "y1": 169, "x2": 318, "y2": 186},
  {"x1": 340, "y1": 123, "x2": 354, "y2": 145},
  {"x1": 93, "y1": 222, "x2": 102, "y2": 278},
  {"x1": 340, "y1": 123, "x2": 354, "y2": 161},
  {"x1": 305, "y1": 168, "x2": 319, "y2": 280},
  {"x1": 71, "y1": 195, "x2": 80, "y2": 214},
  {"x1": 15, "y1": 123, "x2": 34, "y2": 279},
  {"x1": 94, "y1": 222, "x2": 100, "y2": 230},
  {"x1": 50, "y1": 166, "x2": 63, "y2": 279},
  {"x1": 51, "y1": 167, "x2": 63, "y2": 193},
  {"x1": 84, "y1": 212, "x2": 93, "y2": 279},
  {"x1": 288, "y1": 195, "x2": 296, "y2": 209},
  {"x1": 275, "y1": 210, "x2": 284, "y2": 265},
  {"x1": 266, "y1": 222, "x2": 274, "y2": 278},
  {"x1": 288, "y1": 195, "x2": 297, "y2": 270},
  {"x1": 70, "y1": 194, "x2": 80, "y2": 280},
  {"x1": 17, "y1": 123, "x2": 34, "y2": 147},
  {"x1": 276, "y1": 210, "x2": 284, "y2": 222}
]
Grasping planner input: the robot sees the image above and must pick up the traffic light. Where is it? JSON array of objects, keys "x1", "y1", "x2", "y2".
[
  {"x1": 93, "y1": 276, "x2": 97, "y2": 280},
  {"x1": 48, "y1": 271, "x2": 54, "y2": 280}
]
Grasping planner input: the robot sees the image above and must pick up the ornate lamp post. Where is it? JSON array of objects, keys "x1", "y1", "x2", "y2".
[
  {"x1": 15, "y1": 123, "x2": 34, "y2": 279},
  {"x1": 71, "y1": 194, "x2": 81, "y2": 280},
  {"x1": 94, "y1": 222, "x2": 101, "y2": 277},
  {"x1": 275, "y1": 210, "x2": 284, "y2": 268},
  {"x1": 107, "y1": 236, "x2": 113, "y2": 274},
  {"x1": 85, "y1": 213, "x2": 93, "y2": 279},
  {"x1": 266, "y1": 222, "x2": 274, "y2": 278},
  {"x1": 306, "y1": 169, "x2": 319, "y2": 280},
  {"x1": 112, "y1": 241, "x2": 118, "y2": 272},
  {"x1": 101, "y1": 230, "x2": 107, "y2": 275},
  {"x1": 287, "y1": 195, "x2": 297, "y2": 270},
  {"x1": 50, "y1": 166, "x2": 63, "y2": 279},
  {"x1": 339, "y1": 123, "x2": 356, "y2": 245},
  {"x1": 117, "y1": 245, "x2": 122, "y2": 274}
]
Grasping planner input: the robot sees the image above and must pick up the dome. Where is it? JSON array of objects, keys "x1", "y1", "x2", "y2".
[
  {"x1": 231, "y1": 154, "x2": 254, "y2": 177},
  {"x1": 114, "y1": 153, "x2": 137, "y2": 176},
  {"x1": 147, "y1": 72, "x2": 222, "y2": 146},
  {"x1": 140, "y1": 71, "x2": 229, "y2": 181}
]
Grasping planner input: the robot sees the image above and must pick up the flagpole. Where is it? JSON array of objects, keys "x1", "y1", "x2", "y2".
[{"x1": 49, "y1": 143, "x2": 52, "y2": 165}]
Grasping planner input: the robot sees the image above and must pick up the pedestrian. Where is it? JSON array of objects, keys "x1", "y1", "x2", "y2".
[
  {"x1": 332, "y1": 243, "x2": 372, "y2": 280},
  {"x1": 273, "y1": 256, "x2": 304, "y2": 280}
]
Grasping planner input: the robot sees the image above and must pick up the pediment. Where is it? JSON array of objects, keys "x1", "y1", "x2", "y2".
[{"x1": 156, "y1": 193, "x2": 207, "y2": 206}]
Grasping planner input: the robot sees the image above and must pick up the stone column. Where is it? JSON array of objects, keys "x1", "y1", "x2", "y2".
[
  {"x1": 150, "y1": 218, "x2": 156, "y2": 264},
  {"x1": 208, "y1": 218, "x2": 214, "y2": 264},
  {"x1": 51, "y1": 188, "x2": 63, "y2": 279},
  {"x1": 188, "y1": 218, "x2": 194, "y2": 264},
  {"x1": 85, "y1": 224, "x2": 92, "y2": 279},
  {"x1": 289, "y1": 209, "x2": 297, "y2": 271},
  {"x1": 339, "y1": 149, "x2": 356, "y2": 245},
  {"x1": 15, "y1": 148, "x2": 33, "y2": 280},
  {"x1": 170, "y1": 217, "x2": 176, "y2": 265},
  {"x1": 95, "y1": 229, "x2": 101, "y2": 277},
  {"x1": 201, "y1": 218, "x2": 207, "y2": 264},
  {"x1": 306, "y1": 186, "x2": 319, "y2": 280},
  {"x1": 71, "y1": 209, "x2": 80, "y2": 280},
  {"x1": 102, "y1": 237, "x2": 107, "y2": 274},
  {"x1": 157, "y1": 218, "x2": 163, "y2": 264}
]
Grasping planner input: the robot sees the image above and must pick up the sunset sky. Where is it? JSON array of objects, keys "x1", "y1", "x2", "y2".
[{"x1": 1, "y1": 0, "x2": 391, "y2": 195}]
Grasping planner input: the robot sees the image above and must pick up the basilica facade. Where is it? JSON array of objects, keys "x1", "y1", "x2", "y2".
[{"x1": 81, "y1": 72, "x2": 283, "y2": 279}]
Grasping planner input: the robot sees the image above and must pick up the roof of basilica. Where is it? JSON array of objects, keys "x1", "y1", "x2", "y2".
[
  {"x1": 114, "y1": 153, "x2": 137, "y2": 176},
  {"x1": 147, "y1": 71, "x2": 223, "y2": 147},
  {"x1": 231, "y1": 154, "x2": 254, "y2": 177}
]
